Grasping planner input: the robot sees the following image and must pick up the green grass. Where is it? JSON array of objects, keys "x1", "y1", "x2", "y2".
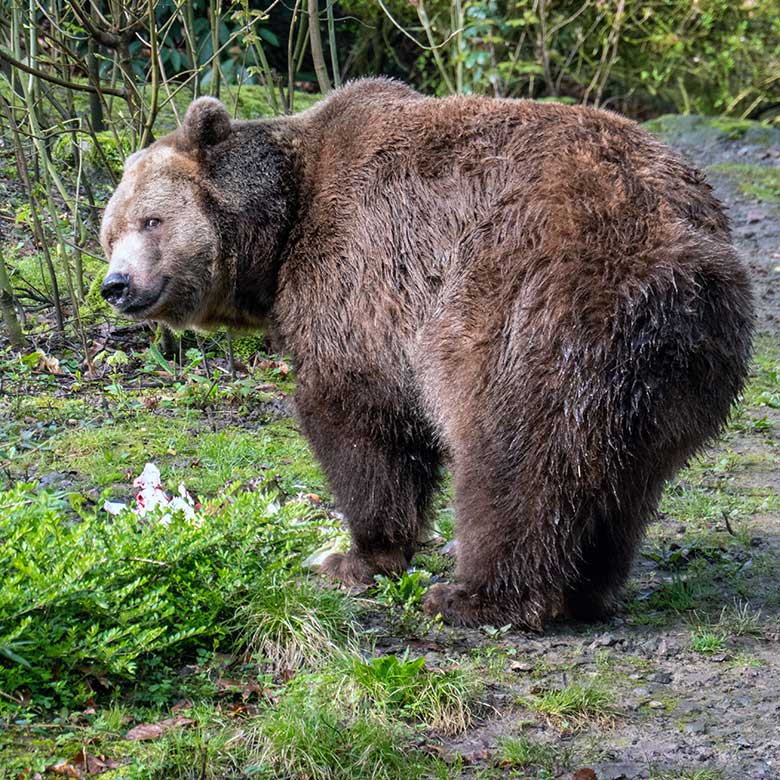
[
  {"x1": 742, "y1": 333, "x2": 780, "y2": 409},
  {"x1": 709, "y1": 163, "x2": 780, "y2": 202},
  {"x1": 238, "y1": 578, "x2": 354, "y2": 671},
  {"x1": 12, "y1": 411, "x2": 325, "y2": 499},
  {"x1": 524, "y1": 681, "x2": 616, "y2": 729},
  {"x1": 653, "y1": 771, "x2": 724, "y2": 780},
  {"x1": 498, "y1": 734, "x2": 562, "y2": 773},
  {"x1": 350, "y1": 652, "x2": 481, "y2": 734},
  {"x1": 689, "y1": 627, "x2": 727, "y2": 654},
  {"x1": 252, "y1": 682, "x2": 457, "y2": 780},
  {"x1": 717, "y1": 600, "x2": 764, "y2": 637}
]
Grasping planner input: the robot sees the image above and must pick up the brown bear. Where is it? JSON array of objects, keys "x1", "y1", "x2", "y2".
[{"x1": 100, "y1": 78, "x2": 754, "y2": 629}]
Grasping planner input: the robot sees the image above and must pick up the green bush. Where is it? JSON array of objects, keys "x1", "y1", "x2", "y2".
[
  {"x1": 0, "y1": 482, "x2": 335, "y2": 708},
  {"x1": 341, "y1": 0, "x2": 780, "y2": 118}
]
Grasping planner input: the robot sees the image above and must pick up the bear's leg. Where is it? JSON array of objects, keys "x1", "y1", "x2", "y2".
[
  {"x1": 421, "y1": 441, "x2": 570, "y2": 630},
  {"x1": 561, "y1": 507, "x2": 646, "y2": 622},
  {"x1": 297, "y1": 392, "x2": 441, "y2": 587}
]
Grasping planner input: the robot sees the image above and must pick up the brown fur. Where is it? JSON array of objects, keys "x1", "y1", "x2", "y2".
[{"x1": 101, "y1": 79, "x2": 754, "y2": 629}]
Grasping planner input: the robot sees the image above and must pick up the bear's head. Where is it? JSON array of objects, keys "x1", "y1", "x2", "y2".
[{"x1": 100, "y1": 97, "x2": 295, "y2": 330}]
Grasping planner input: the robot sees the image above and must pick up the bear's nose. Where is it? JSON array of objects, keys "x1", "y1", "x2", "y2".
[{"x1": 100, "y1": 272, "x2": 130, "y2": 305}]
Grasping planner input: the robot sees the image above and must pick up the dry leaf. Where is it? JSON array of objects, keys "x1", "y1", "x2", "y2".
[
  {"x1": 44, "y1": 761, "x2": 81, "y2": 778},
  {"x1": 215, "y1": 678, "x2": 263, "y2": 698},
  {"x1": 126, "y1": 715, "x2": 194, "y2": 741},
  {"x1": 71, "y1": 749, "x2": 120, "y2": 776},
  {"x1": 574, "y1": 769, "x2": 598, "y2": 780}
]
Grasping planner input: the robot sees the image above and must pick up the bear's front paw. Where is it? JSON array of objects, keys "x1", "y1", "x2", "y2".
[
  {"x1": 422, "y1": 583, "x2": 488, "y2": 627},
  {"x1": 319, "y1": 552, "x2": 377, "y2": 587}
]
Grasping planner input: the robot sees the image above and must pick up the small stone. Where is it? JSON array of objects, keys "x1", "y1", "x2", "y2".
[
  {"x1": 509, "y1": 661, "x2": 533, "y2": 673},
  {"x1": 674, "y1": 699, "x2": 701, "y2": 717},
  {"x1": 592, "y1": 763, "x2": 647, "y2": 780},
  {"x1": 684, "y1": 719, "x2": 707, "y2": 735},
  {"x1": 649, "y1": 671, "x2": 672, "y2": 684},
  {"x1": 648, "y1": 700, "x2": 665, "y2": 709}
]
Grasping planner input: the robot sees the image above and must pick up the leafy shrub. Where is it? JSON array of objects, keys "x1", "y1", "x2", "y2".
[
  {"x1": 0, "y1": 483, "x2": 335, "y2": 708},
  {"x1": 343, "y1": 0, "x2": 780, "y2": 118}
]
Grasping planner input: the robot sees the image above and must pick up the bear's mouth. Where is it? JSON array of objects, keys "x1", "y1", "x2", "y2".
[{"x1": 121, "y1": 277, "x2": 170, "y2": 318}]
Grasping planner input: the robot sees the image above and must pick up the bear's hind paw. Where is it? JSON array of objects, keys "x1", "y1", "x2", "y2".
[
  {"x1": 422, "y1": 584, "x2": 491, "y2": 627},
  {"x1": 423, "y1": 583, "x2": 545, "y2": 630},
  {"x1": 319, "y1": 552, "x2": 376, "y2": 587}
]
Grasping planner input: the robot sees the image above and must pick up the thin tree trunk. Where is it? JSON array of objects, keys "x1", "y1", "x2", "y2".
[
  {"x1": 308, "y1": 0, "x2": 331, "y2": 93},
  {"x1": 0, "y1": 245, "x2": 25, "y2": 349},
  {"x1": 87, "y1": 38, "x2": 105, "y2": 131}
]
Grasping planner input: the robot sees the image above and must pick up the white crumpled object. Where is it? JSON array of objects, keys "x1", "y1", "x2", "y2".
[{"x1": 103, "y1": 462, "x2": 198, "y2": 525}]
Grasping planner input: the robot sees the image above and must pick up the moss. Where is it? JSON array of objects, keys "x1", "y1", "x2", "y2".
[
  {"x1": 643, "y1": 114, "x2": 780, "y2": 145},
  {"x1": 709, "y1": 117, "x2": 756, "y2": 140},
  {"x1": 51, "y1": 129, "x2": 132, "y2": 178},
  {"x1": 708, "y1": 163, "x2": 780, "y2": 202},
  {"x1": 642, "y1": 114, "x2": 689, "y2": 135},
  {"x1": 82, "y1": 272, "x2": 115, "y2": 322}
]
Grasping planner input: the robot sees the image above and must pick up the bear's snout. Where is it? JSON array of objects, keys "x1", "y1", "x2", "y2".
[{"x1": 100, "y1": 272, "x2": 131, "y2": 307}]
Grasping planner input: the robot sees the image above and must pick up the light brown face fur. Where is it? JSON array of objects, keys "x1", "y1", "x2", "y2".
[{"x1": 100, "y1": 144, "x2": 219, "y2": 329}]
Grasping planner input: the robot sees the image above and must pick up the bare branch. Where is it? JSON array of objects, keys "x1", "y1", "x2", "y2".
[{"x1": 0, "y1": 46, "x2": 125, "y2": 96}]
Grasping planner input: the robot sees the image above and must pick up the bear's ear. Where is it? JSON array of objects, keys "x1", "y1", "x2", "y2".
[{"x1": 182, "y1": 97, "x2": 232, "y2": 150}]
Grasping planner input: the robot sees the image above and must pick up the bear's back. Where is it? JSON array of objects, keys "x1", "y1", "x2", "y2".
[{"x1": 297, "y1": 79, "x2": 726, "y2": 247}]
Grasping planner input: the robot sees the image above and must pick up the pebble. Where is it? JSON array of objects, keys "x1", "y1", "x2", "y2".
[
  {"x1": 648, "y1": 700, "x2": 665, "y2": 709},
  {"x1": 674, "y1": 700, "x2": 702, "y2": 716}
]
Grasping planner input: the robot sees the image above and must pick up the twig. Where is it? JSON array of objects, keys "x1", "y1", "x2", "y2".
[{"x1": 0, "y1": 47, "x2": 125, "y2": 96}]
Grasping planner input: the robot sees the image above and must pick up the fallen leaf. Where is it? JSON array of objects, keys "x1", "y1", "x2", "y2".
[
  {"x1": 44, "y1": 761, "x2": 81, "y2": 778},
  {"x1": 126, "y1": 715, "x2": 194, "y2": 741},
  {"x1": 215, "y1": 678, "x2": 263, "y2": 698},
  {"x1": 574, "y1": 769, "x2": 597, "y2": 780},
  {"x1": 71, "y1": 748, "x2": 120, "y2": 776}
]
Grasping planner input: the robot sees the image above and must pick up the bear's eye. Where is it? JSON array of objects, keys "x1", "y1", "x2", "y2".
[{"x1": 143, "y1": 218, "x2": 162, "y2": 230}]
